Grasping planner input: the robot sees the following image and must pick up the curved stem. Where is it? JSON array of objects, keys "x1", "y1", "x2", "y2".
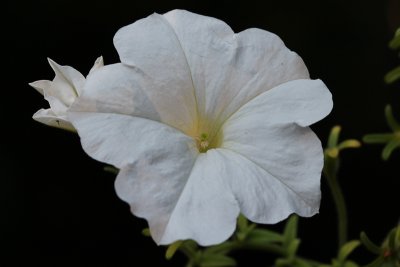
[{"x1": 324, "y1": 168, "x2": 348, "y2": 249}]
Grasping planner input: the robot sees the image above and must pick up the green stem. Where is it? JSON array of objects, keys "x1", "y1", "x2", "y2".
[{"x1": 324, "y1": 167, "x2": 348, "y2": 249}]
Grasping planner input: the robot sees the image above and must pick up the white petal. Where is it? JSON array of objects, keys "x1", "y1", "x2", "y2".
[
  {"x1": 29, "y1": 80, "x2": 52, "y2": 95},
  {"x1": 223, "y1": 79, "x2": 333, "y2": 128},
  {"x1": 33, "y1": 108, "x2": 75, "y2": 131},
  {"x1": 162, "y1": 10, "x2": 310, "y2": 132},
  {"x1": 113, "y1": 10, "x2": 309, "y2": 135},
  {"x1": 211, "y1": 149, "x2": 316, "y2": 223},
  {"x1": 69, "y1": 110, "x2": 228, "y2": 244},
  {"x1": 44, "y1": 95, "x2": 68, "y2": 117},
  {"x1": 47, "y1": 58, "x2": 85, "y2": 101},
  {"x1": 73, "y1": 63, "x2": 195, "y2": 135},
  {"x1": 115, "y1": 152, "x2": 239, "y2": 246},
  {"x1": 88, "y1": 56, "x2": 104, "y2": 75},
  {"x1": 113, "y1": 13, "x2": 197, "y2": 133},
  {"x1": 159, "y1": 152, "x2": 239, "y2": 245},
  {"x1": 68, "y1": 110, "x2": 197, "y2": 169},
  {"x1": 221, "y1": 79, "x2": 333, "y2": 222}
]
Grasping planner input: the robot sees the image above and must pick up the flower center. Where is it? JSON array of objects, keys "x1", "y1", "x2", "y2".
[
  {"x1": 197, "y1": 133, "x2": 210, "y2": 153},
  {"x1": 189, "y1": 118, "x2": 224, "y2": 153}
]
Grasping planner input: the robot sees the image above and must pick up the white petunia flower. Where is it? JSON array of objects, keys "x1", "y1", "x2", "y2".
[
  {"x1": 30, "y1": 57, "x2": 104, "y2": 131},
  {"x1": 68, "y1": 10, "x2": 333, "y2": 246}
]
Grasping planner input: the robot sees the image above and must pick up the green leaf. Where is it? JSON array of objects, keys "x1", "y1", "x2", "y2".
[
  {"x1": 199, "y1": 254, "x2": 237, "y2": 267},
  {"x1": 275, "y1": 258, "x2": 290, "y2": 267},
  {"x1": 165, "y1": 240, "x2": 183, "y2": 260},
  {"x1": 332, "y1": 259, "x2": 341, "y2": 267},
  {"x1": 388, "y1": 227, "x2": 397, "y2": 250},
  {"x1": 287, "y1": 239, "x2": 301, "y2": 260},
  {"x1": 338, "y1": 240, "x2": 360, "y2": 262},
  {"x1": 141, "y1": 228, "x2": 151, "y2": 237},
  {"x1": 326, "y1": 147, "x2": 339, "y2": 158},
  {"x1": 385, "y1": 105, "x2": 400, "y2": 131},
  {"x1": 363, "y1": 134, "x2": 393, "y2": 144},
  {"x1": 389, "y1": 28, "x2": 400, "y2": 50},
  {"x1": 293, "y1": 258, "x2": 314, "y2": 267},
  {"x1": 360, "y1": 232, "x2": 381, "y2": 254},
  {"x1": 338, "y1": 140, "x2": 361, "y2": 150},
  {"x1": 246, "y1": 228, "x2": 284, "y2": 243},
  {"x1": 204, "y1": 241, "x2": 235, "y2": 255},
  {"x1": 283, "y1": 215, "x2": 298, "y2": 249},
  {"x1": 344, "y1": 260, "x2": 359, "y2": 267},
  {"x1": 328, "y1": 126, "x2": 342, "y2": 148},
  {"x1": 384, "y1": 66, "x2": 400, "y2": 84},
  {"x1": 395, "y1": 226, "x2": 400, "y2": 249},
  {"x1": 382, "y1": 138, "x2": 400, "y2": 160},
  {"x1": 363, "y1": 257, "x2": 385, "y2": 267},
  {"x1": 236, "y1": 216, "x2": 256, "y2": 241}
]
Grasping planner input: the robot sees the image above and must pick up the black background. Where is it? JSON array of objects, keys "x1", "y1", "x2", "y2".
[{"x1": 3, "y1": 0, "x2": 400, "y2": 266}]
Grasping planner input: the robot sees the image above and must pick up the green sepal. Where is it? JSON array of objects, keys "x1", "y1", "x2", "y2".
[
  {"x1": 237, "y1": 214, "x2": 248, "y2": 231},
  {"x1": 103, "y1": 165, "x2": 119, "y2": 174}
]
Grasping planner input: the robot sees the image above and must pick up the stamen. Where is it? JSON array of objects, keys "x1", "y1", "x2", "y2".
[{"x1": 197, "y1": 133, "x2": 210, "y2": 152}]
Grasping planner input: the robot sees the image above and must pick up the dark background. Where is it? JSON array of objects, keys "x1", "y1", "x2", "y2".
[{"x1": 3, "y1": 0, "x2": 400, "y2": 266}]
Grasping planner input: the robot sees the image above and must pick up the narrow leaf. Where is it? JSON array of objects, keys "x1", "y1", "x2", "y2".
[
  {"x1": 363, "y1": 134, "x2": 393, "y2": 144},
  {"x1": 384, "y1": 66, "x2": 400, "y2": 84},
  {"x1": 389, "y1": 28, "x2": 400, "y2": 50},
  {"x1": 338, "y1": 240, "x2": 360, "y2": 262},
  {"x1": 344, "y1": 260, "x2": 359, "y2": 267},
  {"x1": 283, "y1": 215, "x2": 298, "y2": 249},
  {"x1": 360, "y1": 232, "x2": 381, "y2": 254},
  {"x1": 246, "y1": 228, "x2": 284, "y2": 243},
  {"x1": 326, "y1": 148, "x2": 339, "y2": 158},
  {"x1": 385, "y1": 105, "x2": 400, "y2": 131},
  {"x1": 382, "y1": 138, "x2": 400, "y2": 160},
  {"x1": 205, "y1": 241, "x2": 236, "y2": 255},
  {"x1": 388, "y1": 227, "x2": 397, "y2": 250},
  {"x1": 165, "y1": 240, "x2": 183, "y2": 260},
  {"x1": 363, "y1": 257, "x2": 385, "y2": 267},
  {"x1": 199, "y1": 254, "x2": 237, "y2": 267},
  {"x1": 141, "y1": 228, "x2": 151, "y2": 237},
  {"x1": 287, "y1": 239, "x2": 301, "y2": 260},
  {"x1": 328, "y1": 126, "x2": 341, "y2": 148},
  {"x1": 338, "y1": 140, "x2": 361, "y2": 150}
]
